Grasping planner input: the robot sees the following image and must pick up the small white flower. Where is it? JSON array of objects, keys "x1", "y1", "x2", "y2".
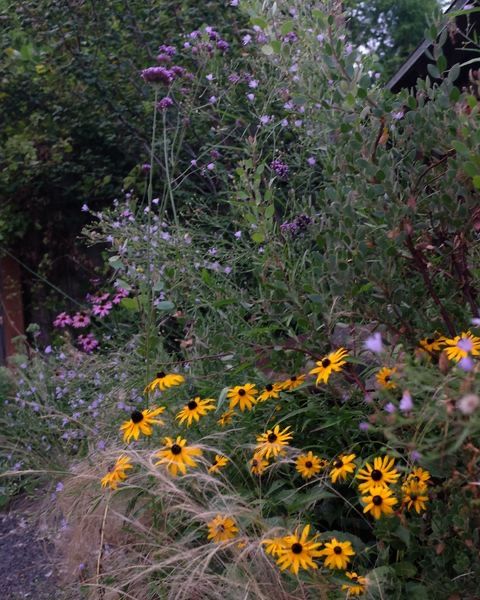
[{"x1": 457, "y1": 394, "x2": 479, "y2": 415}]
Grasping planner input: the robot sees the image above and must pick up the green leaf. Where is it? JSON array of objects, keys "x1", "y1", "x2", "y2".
[
  {"x1": 156, "y1": 300, "x2": 174, "y2": 311},
  {"x1": 393, "y1": 562, "x2": 416, "y2": 578},
  {"x1": 473, "y1": 175, "x2": 480, "y2": 189},
  {"x1": 261, "y1": 45, "x2": 274, "y2": 56},
  {"x1": 427, "y1": 63, "x2": 440, "y2": 79},
  {"x1": 280, "y1": 20, "x2": 295, "y2": 35},
  {"x1": 250, "y1": 17, "x2": 267, "y2": 29},
  {"x1": 120, "y1": 297, "x2": 140, "y2": 312},
  {"x1": 264, "y1": 204, "x2": 275, "y2": 219},
  {"x1": 437, "y1": 54, "x2": 447, "y2": 73},
  {"x1": 252, "y1": 231, "x2": 265, "y2": 243}
]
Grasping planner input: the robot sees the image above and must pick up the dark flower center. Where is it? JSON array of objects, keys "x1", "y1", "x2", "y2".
[
  {"x1": 266, "y1": 384, "x2": 273, "y2": 391},
  {"x1": 267, "y1": 433, "x2": 278, "y2": 443},
  {"x1": 290, "y1": 376, "x2": 297, "y2": 381},
  {"x1": 305, "y1": 461, "x2": 313, "y2": 468},
  {"x1": 291, "y1": 542, "x2": 303, "y2": 554},
  {"x1": 238, "y1": 388, "x2": 246, "y2": 396},
  {"x1": 171, "y1": 444, "x2": 182, "y2": 455},
  {"x1": 156, "y1": 371, "x2": 166, "y2": 379},
  {"x1": 372, "y1": 495, "x2": 383, "y2": 506},
  {"x1": 252, "y1": 459, "x2": 258, "y2": 467},
  {"x1": 333, "y1": 546, "x2": 342, "y2": 555},
  {"x1": 410, "y1": 494, "x2": 417, "y2": 501},
  {"x1": 187, "y1": 400, "x2": 198, "y2": 410},
  {"x1": 131, "y1": 410, "x2": 144, "y2": 424},
  {"x1": 384, "y1": 375, "x2": 390, "y2": 382},
  {"x1": 217, "y1": 524, "x2": 225, "y2": 532},
  {"x1": 322, "y1": 358, "x2": 331, "y2": 368},
  {"x1": 426, "y1": 338, "x2": 434, "y2": 345},
  {"x1": 351, "y1": 576, "x2": 358, "y2": 582},
  {"x1": 413, "y1": 476, "x2": 419, "y2": 482},
  {"x1": 371, "y1": 469, "x2": 382, "y2": 481},
  {"x1": 107, "y1": 462, "x2": 116, "y2": 472},
  {"x1": 333, "y1": 459, "x2": 343, "y2": 469}
]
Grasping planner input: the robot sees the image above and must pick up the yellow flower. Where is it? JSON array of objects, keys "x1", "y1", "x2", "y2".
[
  {"x1": 119, "y1": 407, "x2": 165, "y2": 443},
  {"x1": 419, "y1": 335, "x2": 445, "y2": 354},
  {"x1": 402, "y1": 480, "x2": 429, "y2": 513},
  {"x1": 262, "y1": 536, "x2": 286, "y2": 557},
  {"x1": 144, "y1": 371, "x2": 185, "y2": 393},
  {"x1": 227, "y1": 383, "x2": 258, "y2": 411},
  {"x1": 207, "y1": 515, "x2": 238, "y2": 543},
  {"x1": 250, "y1": 453, "x2": 269, "y2": 475},
  {"x1": 295, "y1": 451, "x2": 324, "y2": 480},
  {"x1": 256, "y1": 424, "x2": 293, "y2": 459},
  {"x1": 154, "y1": 436, "x2": 202, "y2": 476},
  {"x1": 208, "y1": 454, "x2": 229, "y2": 474},
  {"x1": 217, "y1": 409, "x2": 235, "y2": 427},
  {"x1": 376, "y1": 367, "x2": 397, "y2": 390},
  {"x1": 362, "y1": 486, "x2": 398, "y2": 519},
  {"x1": 330, "y1": 453, "x2": 356, "y2": 483},
  {"x1": 356, "y1": 456, "x2": 400, "y2": 493},
  {"x1": 176, "y1": 396, "x2": 216, "y2": 426},
  {"x1": 341, "y1": 572, "x2": 368, "y2": 596},
  {"x1": 443, "y1": 331, "x2": 480, "y2": 362},
  {"x1": 278, "y1": 374, "x2": 306, "y2": 391},
  {"x1": 275, "y1": 525, "x2": 322, "y2": 575},
  {"x1": 257, "y1": 383, "x2": 282, "y2": 402},
  {"x1": 100, "y1": 455, "x2": 133, "y2": 490},
  {"x1": 406, "y1": 467, "x2": 431, "y2": 486},
  {"x1": 309, "y1": 348, "x2": 348, "y2": 385},
  {"x1": 319, "y1": 538, "x2": 355, "y2": 570}
]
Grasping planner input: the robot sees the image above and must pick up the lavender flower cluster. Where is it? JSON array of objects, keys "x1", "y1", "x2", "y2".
[{"x1": 280, "y1": 214, "x2": 313, "y2": 238}]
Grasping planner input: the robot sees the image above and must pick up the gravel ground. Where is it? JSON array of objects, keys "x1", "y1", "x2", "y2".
[{"x1": 0, "y1": 503, "x2": 70, "y2": 599}]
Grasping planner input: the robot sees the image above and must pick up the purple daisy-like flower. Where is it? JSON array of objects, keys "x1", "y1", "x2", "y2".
[
  {"x1": 92, "y1": 301, "x2": 113, "y2": 318},
  {"x1": 53, "y1": 312, "x2": 72, "y2": 328},
  {"x1": 71, "y1": 313, "x2": 91, "y2": 329},
  {"x1": 141, "y1": 66, "x2": 174, "y2": 85},
  {"x1": 77, "y1": 333, "x2": 99, "y2": 353}
]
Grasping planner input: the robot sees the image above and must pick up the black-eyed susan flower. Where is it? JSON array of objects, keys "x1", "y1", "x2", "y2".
[
  {"x1": 227, "y1": 383, "x2": 258, "y2": 411},
  {"x1": 356, "y1": 456, "x2": 399, "y2": 493},
  {"x1": 319, "y1": 538, "x2": 355, "y2": 570},
  {"x1": 295, "y1": 451, "x2": 324, "y2": 480},
  {"x1": 361, "y1": 486, "x2": 398, "y2": 519},
  {"x1": 262, "y1": 536, "x2": 285, "y2": 557},
  {"x1": 275, "y1": 525, "x2": 322, "y2": 574},
  {"x1": 309, "y1": 348, "x2": 348, "y2": 385},
  {"x1": 330, "y1": 453, "x2": 356, "y2": 483},
  {"x1": 120, "y1": 407, "x2": 165, "y2": 443},
  {"x1": 154, "y1": 436, "x2": 202, "y2": 476},
  {"x1": 100, "y1": 455, "x2": 133, "y2": 490},
  {"x1": 217, "y1": 409, "x2": 235, "y2": 427},
  {"x1": 257, "y1": 383, "x2": 282, "y2": 402},
  {"x1": 419, "y1": 335, "x2": 445, "y2": 354},
  {"x1": 208, "y1": 454, "x2": 229, "y2": 474},
  {"x1": 406, "y1": 466, "x2": 431, "y2": 485},
  {"x1": 443, "y1": 331, "x2": 480, "y2": 362},
  {"x1": 278, "y1": 374, "x2": 306, "y2": 391},
  {"x1": 341, "y1": 572, "x2": 368, "y2": 596},
  {"x1": 256, "y1": 424, "x2": 293, "y2": 459},
  {"x1": 144, "y1": 371, "x2": 185, "y2": 393},
  {"x1": 207, "y1": 515, "x2": 238, "y2": 543},
  {"x1": 250, "y1": 453, "x2": 269, "y2": 475},
  {"x1": 402, "y1": 480, "x2": 429, "y2": 513},
  {"x1": 176, "y1": 396, "x2": 216, "y2": 426},
  {"x1": 376, "y1": 366, "x2": 397, "y2": 390}
]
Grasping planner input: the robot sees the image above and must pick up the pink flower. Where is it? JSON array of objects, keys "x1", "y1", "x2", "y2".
[
  {"x1": 363, "y1": 332, "x2": 383, "y2": 354},
  {"x1": 112, "y1": 288, "x2": 129, "y2": 304},
  {"x1": 399, "y1": 390, "x2": 413, "y2": 412},
  {"x1": 72, "y1": 313, "x2": 91, "y2": 328},
  {"x1": 92, "y1": 302, "x2": 113, "y2": 318},
  {"x1": 77, "y1": 333, "x2": 99, "y2": 353},
  {"x1": 53, "y1": 312, "x2": 72, "y2": 328}
]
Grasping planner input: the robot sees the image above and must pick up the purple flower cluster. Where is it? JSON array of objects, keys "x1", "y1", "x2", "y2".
[
  {"x1": 157, "y1": 96, "x2": 174, "y2": 111},
  {"x1": 270, "y1": 159, "x2": 289, "y2": 178},
  {"x1": 280, "y1": 214, "x2": 313, "y2": 238}
]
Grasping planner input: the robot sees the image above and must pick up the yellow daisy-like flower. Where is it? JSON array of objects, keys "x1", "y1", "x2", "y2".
[
  {"x1": 100, "y1": 455, "x2": 133, "y2": 490},
  {"x1": 443, "y1": 331, "x2": 480, "y2": 362},
  {"x1": 362, "y1": 486, "x2": 398, "y2": 519},
  {"x1": 257, "y1": 383, "x2": 282, "y2": 402},
  {"x1": 296, "y1": 451, "x2": 324, "y2": 480},
  {"x1": 207, "y1": 515, "x2": 238, "y2": 543},
  {"x1": 176, "y1": 396, "x2": 216, "y2": 426},
  {"x1": 208, "y1": 454, "x2": 229, "y2": 474},
  {"x1": 227, "y1": 383, "x2": 258, "y2": 411},
  {"x1": 341, "y1": 572, "x2": 368, "y2": 597},
  {"x1": 330, "y1": 453, "x2": 356, "y2": 483},
  {"x1": 309, "y1": 348, "x2": 349, "y2": 385},
  {"x1": 262, "y1": 536, "x2": 286, "y2": 557},
  {"x1": 376, "y1": 366, "x2": 397, "y2": 390},
  {"x1": 419, "y1": 335, "x2": 445, "y2": 354},
  {"x1": 217, "y1": 409, "x2": 235, "y2": 427},
  {"x1": 250, "y1": 453, "x2": 269, "y2": 475},
  {"x1": 154, "y1": 436, "x2": 202, "y2": 476},
  {"x1": 402, "y1": 480, "x2": 429, "y2": 513},
  {"x1": 356, "y1": 456, "x2": 400, "y2": 493},
  {"x1": 144, "y1": 371, "x2": 185, "y2": 393},
  {"x1": 275, "y1": 525, "x2": 322, "y2": 575},
  {"x1": 406, "y1": 466, "x2": 431, "y2": 485},
  {"x1": 120, "y1": 406, "x2": 165, "y2": 443},
  {"x1": 256, "y1": 424, "x2": 293, "y2": 459},
  {"x1": 319, "y1": 538, "x2": 355, "y2": 570},
  {"x1": 278, "y1": 374, "x2": 306, "y2": 391}
]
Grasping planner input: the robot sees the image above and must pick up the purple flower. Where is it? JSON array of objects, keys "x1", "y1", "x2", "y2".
[
  {"x1": 359, "y1": 421, "x2": 370, "y2": 431},
  {"x1": 141, "y1": 66, "x2": 174, "y2": 85},
  {"x1": 112, "y1": 288, "x2": 129, "y2": 304},
  {"x1": 53, "y1": 312, "x2": 72, "y2": 328},
  {"x1": 458, "y1": 337, "x2": 473, "y2": 352},
  {"x1": 156, "y1": 53, "x2": 173, "y2": 64},
  {"x1": 206, "y1": 162, "x2": 215, "y2": 171},
  {"x1": 363, "y1": 332, "x2": 383, "y2": 354},
  {"x1": 157, "y1": 96, "x2": 174, "y2": 110},
  {"x1": 72, "y1": 313, "x2": 91, "y2": 329},
  {"x1": 246, "y1": 93, "x2": 255, "y2": 101},
  {"x1": 242, "y1": 34, "x2": 252, "y2": 46},
  {"x1": 206, "y1": 73, "x2": 214, "y2": 81},
  {"x1": 248, "y1": 79, "x2": 258, "y2": 89},
  {"x1": 77, "y1": 333, "x2": 99, "y2": 353},
  {"x1": 259, "y1": 115, "x2": 273, "y2": 126},
  {"x1": 81, "y1": 203, "x2": 89, "y2": 212},
  {"x1": 209, "y1": 95, "x2": 217, "y2": 104},
  {"x1": 55, "y1": 482, "x2": 64, "y2": 493},
  {"x1": 44, "y1": 345, "x2": 52, "y2": 354},
  {"x1": 141, "y1": 163, "x2": 151, "y2": 172},
  {"x1": 384, "y1": 402, "x2": 396, "y2": 414},
  {"x1": 92, "y1": 301, "x2": 113, "y2": 318},
  {"x1": 158, "y1": 44, "x2": 176, "y2": 57},
  {"x1": 270, "y1": 159, "x2": 289, "y2": 178},
  {"x1": 307, "y1": 156, "x2": 316, "y2": 166},
  {"x1": 399, "y1": 390, "x2": 413, "y2": 412},
  {"x1": 228, "y1": 73, "x2": 241, "y2": 84},
  {"x1": 283, "y1": 31, "x2": 298, "y2": 43},
  {"x1": 216, "y1": 40, "x2": 229, "y2": 52},
  {"x1": 234, "y1": 230, "x2": 242, "y2": 239},
  {"x1": 280, "y1": 214, "x2": 312, "y2": 238},
  {"x1": 410, "y1": 450, "x2": 422, "y2": 462},
  {"x1": 458, "y1": 356, "x2": 474, "y2": 371}
]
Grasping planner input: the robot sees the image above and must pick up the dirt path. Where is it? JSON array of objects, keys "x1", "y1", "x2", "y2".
[{"x1": 0, "y1": 500, "x2": 67, "y2": 599}]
